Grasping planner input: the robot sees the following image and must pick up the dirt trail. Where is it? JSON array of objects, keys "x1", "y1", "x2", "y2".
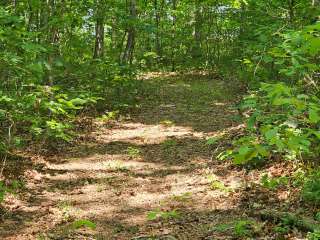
[{"x1": 2, "y1": 73, "x2": 256, "y2": 239}]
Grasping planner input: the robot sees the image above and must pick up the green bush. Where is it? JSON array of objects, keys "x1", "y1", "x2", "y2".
[
  {"x1": 302, "y1": 171, "x2": 320, "y2": 205},
  {"x1": 227, "y1": 82, "x2": 320, "y2": 165}
]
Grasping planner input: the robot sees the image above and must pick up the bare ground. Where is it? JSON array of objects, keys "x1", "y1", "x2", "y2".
[{"x1": 0, "y1": 73, "x2": 308, "y2": 239}]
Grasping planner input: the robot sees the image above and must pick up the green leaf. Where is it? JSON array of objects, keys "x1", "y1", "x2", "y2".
[
  {"x1": 310, "y1": 131, "x2": 320, "y2": 139},
  {"x1": 264, "y1": 128, "x2": 278, "y2": 142},
  {"x1": 233, "y1": 146, "x2": 253, "y2": 165},
  {"x1": 309, "y1": 108, "x2": 320, "y2": 124},
  {"x1": 147, "y1": 211, "x2": 158, "y2": 220},
  {"x1": 206, "y1": 137, "x2": 219, "y2": 145},
  {"x1": 308, "y1": 38, "x2": 320, "y2": 56},
  {"x1": 70, "y1": 98, "x2": 87, "y2": 106},
  {"x1": 255, "y1": 144, "x2": 269, "y2": 157},
  {"x1": 72, "y1": 219, "x2": 96, "y2": 230}
]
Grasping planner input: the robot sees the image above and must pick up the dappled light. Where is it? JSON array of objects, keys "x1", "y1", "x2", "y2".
[{"x1": 1, "y1": 1, "x2": 319, "y2": 239}]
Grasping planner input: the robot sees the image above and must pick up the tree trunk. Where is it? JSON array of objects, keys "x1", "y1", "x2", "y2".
[
  {"x1": 93, "y1": 0, "x2": 105, "y2": 59},
  {"x1": 154, "y1": 0, "x2": 162, "y2": 58},
  {"x1": 192, "y1": 0, "x2": 202, "y2": 60},
  {"x1": 171, "y1": 0, "x2": 177, "y2": 71},
  {"x1": 287, "y1": 0, "x2": 295, "y2": 24},
  {"x1": 121, "y1": 0, "x2": 136, "y2": 65},
  {"x1": 12, "y1": 0, "x2": 17, "y2": 13}
]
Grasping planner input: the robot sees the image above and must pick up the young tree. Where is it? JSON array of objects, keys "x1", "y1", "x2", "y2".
[
  {"x1": 121, "y1": 0, "x2": 137, "y2": 64},
  {"x1": 93, "y1": 0, "x2": 105, "y2": 59}
]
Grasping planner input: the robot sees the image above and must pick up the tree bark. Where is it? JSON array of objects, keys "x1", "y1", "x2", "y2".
[
  {"x1": 287, "y1": 0, "x2": 295, "y2": 24},
  {"x1": 121, "y1": 0, "x2": 136, "y2": 65},
  {"x1": 171, "y1": 0, "x2": 177, "y2": 71},
  {"x1": 192, "y1": 0, "x2": 202, "y2": 60},
  {"x1": 153, "y1": 0, "x2": 162, "y2": 58},
  {"x1": 93, "y1": 0, "x2": 105, "y2": 59}
]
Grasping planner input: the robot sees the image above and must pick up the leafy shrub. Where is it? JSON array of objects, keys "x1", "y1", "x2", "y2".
[
  {"x1": 228, "y1": 82, "x2": 320, "y2": 165},
  {"x1": 228, "y1": 22, "x2": 320, "y2": 167},
  {"x1": 126, "y1": 147, "x2": 141, "y2": 158},
  {"x1": 302, "y1": 171, "x2": 320, "y2": 205},
  {"x1": 213, "y1": 219, "x2": 262, "y2": 238},
  {"x1": 0, "y1": 86, "x2": 101, "y2": 154},
  {"x1": 72, "y1": 219, "x2": 96, "y2": 230},
  {"x1": 147, "y1": 209, "x2": 180, "y2": 221},
  {"x1": 0, "y1": 180, "x2": 21, "y2": 203},
  {"x1": 307, "y1": 230, "x2": 320, "y2": 240},
  {"x1": 260, "y1": 174, "x2": 289, "y2": 190}
]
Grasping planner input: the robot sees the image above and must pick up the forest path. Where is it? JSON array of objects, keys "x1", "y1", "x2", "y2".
[{"x1": 3, "y1": 73, "x2": 254, "y2": 239}]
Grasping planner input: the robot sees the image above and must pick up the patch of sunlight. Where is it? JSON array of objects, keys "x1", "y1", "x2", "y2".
[
  {"x1": 126, "y1": 147, "x2": 141, "y2": 159},
  {"x1": 56, "y1": 200, "x2": 83, "y2": 222},
  {"x1": 168, "y1": 82, "x2": 191, "y2": 88},
  {"x1": 207, "y1": 174, "x2": 232, "y2": 194},
  {"x1": 159, "y1": 119, "x2": 175, "y2": 127},
  {"x1": 206, "y1": 124, "x2": 245, "y2": 139},
  {"x1": 101, "y1": 160, "x2": 129, "y2": 171},
  {"x1": 74, "y1": 202, "x2": 118, "y2": 219},
  {"x1": 47, "y1": 154, "x2": 128, "y2": 171},
  {"x1": 93, "y1": 122, "x2": 203, "y2": 145},
  {"x1": 171, "y1": 192, "x2": 193, "y2": 203},
  {"x1": 128, "y1": 191, "x2": 171, "y2": 207},
  {"x1": 138, "y1": 71, "x2": 179, "y2": 80},
  {"x1": 211, "y1": 102, "x2": 227, "y2": 106}
]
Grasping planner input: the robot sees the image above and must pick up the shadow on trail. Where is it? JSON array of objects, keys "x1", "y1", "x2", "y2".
[
  {"x1": 130, "y1": 74, "x2": 241, "y2": 133},
  {"x1": 1, "y1": 73, "x2": 250, "y2": 239},
  {"x1": 63, "y1": 137, "x2": 211, "y2": 165}
]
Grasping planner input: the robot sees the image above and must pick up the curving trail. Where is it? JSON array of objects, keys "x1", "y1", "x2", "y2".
[{"x1": 2, "y1": 73, "x2": 269, "y2": 239}]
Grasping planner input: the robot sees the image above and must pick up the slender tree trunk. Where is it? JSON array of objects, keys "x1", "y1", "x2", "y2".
[
  {"x1": 287, "y1": 0, "x2": 295, "y2": 24},
  {"x1": 93, "y1": 0, "x2": 105, "y2": 59},
  {"x1": 154, "y1": 0, "x2": 161, "y2": 58},
  {"x1": 27, "y1": 2, "x2": 34, "y2": 31},
  {"x1": 47, "y1": 0, "x2": 57, "y2": 87},
  {"x1": 121, "y1": 0, "x2": 136, "y2": 65},
  {"x1": 12, "y1": 0, "x2": 17, "y2": 13},
  {"x1": 171, "y1": 0, "x2": 177, "y2": 71},
  {"x1": 192, "y1": 0, "x2": 202, "y2": 60}
]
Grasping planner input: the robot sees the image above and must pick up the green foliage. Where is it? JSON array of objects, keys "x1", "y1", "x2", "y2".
[
  {"x1": 126, "y1": 147, "x2": 141, "y2": 159},
  {"x1": 260, "y1": 174, "x2": 289, "y2": 190},
  {"x1": 206, "y1": 137, "x2": 219, "y2": 146},
  {"x1": 97, "y1": 111, "x2": 119, "y2": 122},
  {"x1": 228, "y1": 82, "x2": 320, "y2": 165},
  {"x1": 234, "y1": 220, "x2": 256, "y2": 237},
  {"x1": 1, "y1": 87, "x2": 100, "y2": 150},
  {"x1": 302, "y1": 171, "x2": 320, "y2": 205},
  {"x1": 71, "y1": 219, "x2": 96, "y2": 230},
  {"x1": 162, "y1": 139, "x2": 178, "y2": 149},
  {"x1": 0, "y1": 180, "x2": 21, "y2": 203},
  {"x1": 159, "y1": 120, "x2": 174, "y2": 127},
  {"x1": 171, "y1": 192, "x2": 192, "y2": 202},
  {"x1": 307, "y1": 231, "x2": 320, "y2": 240},
  {"x1": 0, "y1": 4, "x2": 139, "y2": 156},
  {"x1": 267, "y1": 23, "x2": 320, "y2": 79},
  {"x1": 213, "y1": 219, "x2": 262, "y2": 238},
  {"x1": 147, "y1": 209, "x2": 179, "y2": 221},
  {"x1": 273, "y1": 225, "x2": 290, "y2": 235},
  {"x1": 207, "y1": 175, "x2": 232, "y2": 193}
]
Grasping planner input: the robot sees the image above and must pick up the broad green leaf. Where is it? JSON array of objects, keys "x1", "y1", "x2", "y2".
[
  {"x1": 309, "y1": 108, "x2": 320, "y2": 123},
  {"x1": 206, "y1": 137, "x2": 219, "y2": 145},
  {"x1": 147, "y1": 211, "x2": 158, "y2": 220},
  {"x1": 72, "y1": 219, "x2": 96, "y2": 230}
]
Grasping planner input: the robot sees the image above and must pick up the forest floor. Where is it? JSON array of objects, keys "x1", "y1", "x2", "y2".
[{"x1": 0, "y1": 73, "x2": 309, "y2": 239}]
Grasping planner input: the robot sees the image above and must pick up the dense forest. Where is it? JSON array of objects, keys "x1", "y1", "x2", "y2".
[{"x1": 0, "y1": 0, "x2": 320, "y2": 239}]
